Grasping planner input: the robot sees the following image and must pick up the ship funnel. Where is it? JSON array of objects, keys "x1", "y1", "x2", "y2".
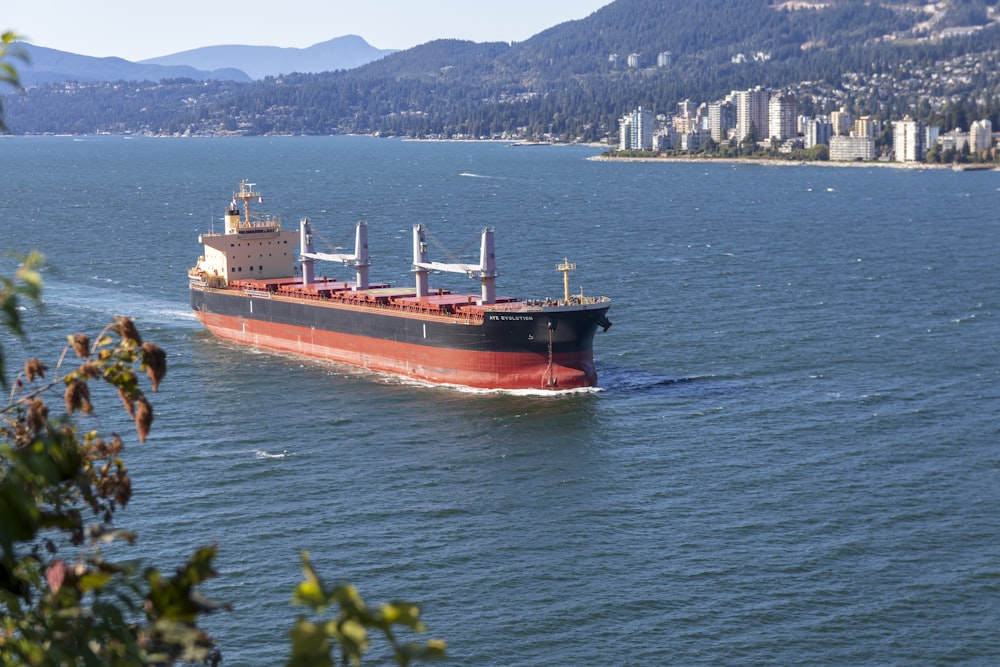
[{"x1": 225, "y1": 203, "x2": 240, "y2": 234}]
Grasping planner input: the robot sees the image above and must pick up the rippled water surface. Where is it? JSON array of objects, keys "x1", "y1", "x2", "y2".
[{"x1": 2, "y1": 136, "x2": 998, "y2": 665}]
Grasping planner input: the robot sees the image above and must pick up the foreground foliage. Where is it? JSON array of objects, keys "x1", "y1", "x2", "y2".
[
  {"x1": 1, "y1": 253, "x2": 445, "y2": 665},
  {"x1": 290, "y1": 553, "x2": 446, "y2": 667},
  {"x1": 1, "y1": 32, "x2": 444, "y2": 662},
  {"x1": 1, "y1": 252, "x2": 226, "y2": 665}
]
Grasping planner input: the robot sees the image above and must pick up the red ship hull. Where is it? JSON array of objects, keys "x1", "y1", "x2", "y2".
[{"x1": 194, "y1": 308, "x2": 599, "y2": 390}]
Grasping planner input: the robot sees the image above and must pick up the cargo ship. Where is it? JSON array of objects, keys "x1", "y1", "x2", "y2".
[{"x1": 188, "y1": 181, "x2": 612, "y2": 390}]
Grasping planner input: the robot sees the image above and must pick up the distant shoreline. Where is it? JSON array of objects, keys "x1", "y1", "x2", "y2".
[{"x1": 588, "y1": 153, "x2": 997, "y2": 171}]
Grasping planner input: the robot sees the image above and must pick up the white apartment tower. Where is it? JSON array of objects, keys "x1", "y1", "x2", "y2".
[
  {"x1": 708, "y1": 99, "x2": 736, "y2": 142},
  {"x1": 970, "y1": 119, "x2": 993, "y2": 154},
  {"x1": 893, "y1": 116, "x2": 924, "y2": 162},
  {"x1": 768, "y1": 92, "x2": 798, "y2": 141},
  {"x1": 804, "y1": 118, "x2": 832, "y2": 149},
  {"x1": 619, "y1": 106, "x2": 654, "y2": 151},
  {"x1": 735, "y1": 86, "x2": 769, "y2": 143},
  {"x1": 829, "y1": 136, "x2": 876, "y2": 161}
]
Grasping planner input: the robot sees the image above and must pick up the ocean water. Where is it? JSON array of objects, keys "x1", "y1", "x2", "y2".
[{"x1": 1, "y1": 136, "x2": 998, "y2": 666}]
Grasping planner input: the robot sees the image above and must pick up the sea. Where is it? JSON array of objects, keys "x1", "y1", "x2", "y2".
[{"x1": 1, "y1": 135, "x2": 998, "y2": 666}]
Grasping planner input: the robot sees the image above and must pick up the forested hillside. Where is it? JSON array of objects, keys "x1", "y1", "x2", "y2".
[{"x1": 6, "y1": 0, "x2": 1000, "y2": 139}]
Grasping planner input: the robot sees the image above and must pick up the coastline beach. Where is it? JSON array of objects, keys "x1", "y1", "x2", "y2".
[{"x1": 587, "y1": 153, "x2": 996, "y2": 170}]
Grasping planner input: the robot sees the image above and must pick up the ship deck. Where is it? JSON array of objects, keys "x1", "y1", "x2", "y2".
[
  {"x1": 213, "y1": 274, "x2": 609, "y2": 325},
  {"x1": 225, "y1": 277, "x2": 525, "y2": 320}
]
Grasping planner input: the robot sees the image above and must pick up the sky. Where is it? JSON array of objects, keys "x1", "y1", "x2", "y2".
[{"x1": 4, "y1": 1, "x2": 614, "y2": 61}]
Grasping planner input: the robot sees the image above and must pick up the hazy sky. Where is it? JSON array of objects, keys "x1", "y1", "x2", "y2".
[{"x1": 5, "y1": 1, "x2": 614, "y2": 61}]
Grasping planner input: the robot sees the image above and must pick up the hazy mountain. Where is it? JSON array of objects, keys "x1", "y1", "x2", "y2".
[
  {"x1": 139, "y1": 35, "x2": 396, "y2": 79},
  {"x1": 17, "y1": 44, "x2": 251, "y2": 85},
  {"x1": 6, "y1": 0, "x2": 999, "y2": 139}
]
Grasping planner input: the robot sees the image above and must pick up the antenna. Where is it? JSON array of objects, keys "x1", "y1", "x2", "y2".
[{"x1": 557, "y1": 259, "x2": 576, "y2": 305}]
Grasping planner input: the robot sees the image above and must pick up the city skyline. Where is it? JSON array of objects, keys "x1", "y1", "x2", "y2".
[{"x1": 617, "y1": 86, "x2": 994, "y2": 164}]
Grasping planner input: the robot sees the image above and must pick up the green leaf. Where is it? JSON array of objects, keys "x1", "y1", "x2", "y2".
[
  {"x1": 293, "y1": 578, "x2": 327, "y2": 609},
  {"x1": 288, "y1": 619, "x2": 334, "y2": 667},
  {"x1": 78, "y1": 571, "x2": 113, "y2": 593},
  {"x1": 380, "y1": 601, "x2": 425, "y2": 630},
  {"x1": 0, "y1": 484, "x2": 42, "y2": 546},
  {"x1": 338, "y1": 617, "x2": 369, "y2": 654}
]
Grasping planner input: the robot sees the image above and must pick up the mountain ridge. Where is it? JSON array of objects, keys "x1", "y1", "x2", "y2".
[
  {"x1": 14, "y1": 35, "x2": 396, "y2": 85},
  {"x1": 139, "y1": 35, "x2": 397, "y2": 79},
  {"x1": 5, "y1": 0, "x2": 999, "y2": 140},
  {"x1": 17, "y1": 44, "x2": 252, "y2": 85}
]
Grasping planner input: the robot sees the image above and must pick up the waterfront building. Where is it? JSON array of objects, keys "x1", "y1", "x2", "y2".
[
  {"x1": 970, "y1": 119, "x2": 993, "y2": 154},
  {"x1": 619, "y1": 106, "x2": 654, "y2": 150},
  {"x1": 937, "y1": 129, "x2": 969, "y2": 154},
  {"x1": 707, "y1": 99, "x2": 736, "y2": 142},
  {"x1": 804, "y1": 118, "x2": 833, "y2": 149},
  {"x1": 925, "y1": 125, "x2": 940, "y2": 151},
  {"x1": 679, "y1": 129, "x2": 711, "y2": 151},
  {"x1": 830, "y1": 108, "x2": 852, "y2": 136},
  {"x1": 768, "y1": 91, "x2": 798, "y2": 141},
  {"x1": 673, "y1": 99, "x2": 699, "y2": 134},
  {"x1": 829, "y1": 135, "x2": 876, "y2": 161},
  {"x1": 657, "y1": 51, "x2": 673, "y2": 67},
  {"x1": 778, "y1": 138, "x2": 805, "y2": 153},
  {"x1": 852, "y1": 115, "x2": 876, "y2": 138},
  {"x1": 627, "y1": 53, "x2": 641, "y2": 68},
  {"x1": 894, "y1": 116, "x2": 924, "y2": 162},
  {"x1": 735, "y1": 86, "x2": 769, "y2": 143},
  {"x1": 653, "y1": 126, "x2": 678, "y2": 151}
]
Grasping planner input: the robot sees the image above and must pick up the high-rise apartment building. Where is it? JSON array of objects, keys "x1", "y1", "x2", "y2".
[
  {"x1": 735, "y1": 86, "x2": 769, "y2": 143},
  {"x1": 707, "y1": 99, "x2": 736, "y2": 142},
  {"x1": 619, "y1": 106, "x2": 654, "y2": 150},
  {"x1": 804, "y1": 118, "x2": 832, "y2": 149},
  {"x1": 830, "y1": 108, "x2": 852, "y2": 136},
  {"x1": 768, "y1": 92, "x2": 798, "y2": 141},
  {"x1": 853, "y1": 116, "x2": 876, "y2": 138},
  {"x1": 893, "y1": 116, "x2": 924, "y2": 162},
  {"x1": 970, "y1": 119, "x2": 993, "y2": 153}
]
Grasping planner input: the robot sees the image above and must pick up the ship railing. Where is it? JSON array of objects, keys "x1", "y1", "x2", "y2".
[
  {"x1": 242, "y1": 213, "x2": 282, "y2": 230},
  {"x1": 565, "y1": 295, "x2": 612, "y2": 306},
  {"x1": 511, "y1": 295, "x2": 611, "y2": 310}
]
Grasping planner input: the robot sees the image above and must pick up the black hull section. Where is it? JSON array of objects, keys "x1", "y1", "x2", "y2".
[{"x1": 190, "y1": 288, "x2": 608, "y2": 356}]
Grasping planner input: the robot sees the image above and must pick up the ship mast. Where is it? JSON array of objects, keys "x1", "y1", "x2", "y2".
[
  {"x1": 234, "y1": 179, "x2": 261, "y2": 226},
  {"x1": 412, "y1": 225, "x2": 497, "y2": 305},
  {"x1": 299, "y1": 219, "x2": 371, "y2": 290},
  {"x1": 557, "y1": 259, "x2": 576, "y2": 305}
]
